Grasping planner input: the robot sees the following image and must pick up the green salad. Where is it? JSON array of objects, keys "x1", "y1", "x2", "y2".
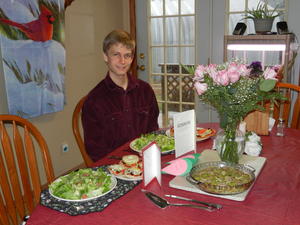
[
  {"x1": 132, "y1": 133, "x2": 175, "y2": 152},
  {"x1": 49, "y1": 168, "x2": 113, "y2": 200}
]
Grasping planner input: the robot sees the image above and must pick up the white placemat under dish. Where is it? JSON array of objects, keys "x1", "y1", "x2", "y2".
[{"x1": 169, "y1": 149, "x2": 266, "y2": 201}]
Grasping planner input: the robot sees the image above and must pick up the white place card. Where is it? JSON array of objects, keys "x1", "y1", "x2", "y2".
[
  {"x1": 142, "y1": 142, "x2": 161, "y2": 187},
  {"x1": 173, "y1": 110, "x2": 196, "y2": 158}
]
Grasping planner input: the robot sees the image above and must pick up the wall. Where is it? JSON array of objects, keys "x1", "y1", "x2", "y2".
[{"x1": 0, "y1": 0, "x2": 129, "y2": 177}]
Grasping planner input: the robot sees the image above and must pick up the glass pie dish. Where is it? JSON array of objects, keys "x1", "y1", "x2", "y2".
[{"x1": 186, "y1": 161, "x2": 255, "y2": 195}]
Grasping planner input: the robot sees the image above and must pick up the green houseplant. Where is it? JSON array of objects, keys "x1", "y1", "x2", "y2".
[{"x1": 244, "y1": 1, "x2": 281, "y2": 34}]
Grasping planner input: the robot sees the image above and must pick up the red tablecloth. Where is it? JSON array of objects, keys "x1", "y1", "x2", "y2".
[{"x1": 27, "y1": 124, "x2": 300, "y2": 225}]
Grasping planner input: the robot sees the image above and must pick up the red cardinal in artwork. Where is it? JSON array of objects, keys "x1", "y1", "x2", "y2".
[{"x1": 0, "y1": 5, "x2": 55, "y2": 42}]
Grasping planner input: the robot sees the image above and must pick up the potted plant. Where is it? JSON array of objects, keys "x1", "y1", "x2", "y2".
[{"x1": 244, "y1": 1, "x2": 281, "y2": 34}]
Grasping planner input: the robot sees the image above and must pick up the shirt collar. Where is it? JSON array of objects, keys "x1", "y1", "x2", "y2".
[{"x1": 104, "y1": 72, "x2": 139, "y2": 92}]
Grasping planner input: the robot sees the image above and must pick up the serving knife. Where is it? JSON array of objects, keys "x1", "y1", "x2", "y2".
[
  {"x1": 164, "y1": 194, "x2": 222, "y2": 209},
  {"x1": 142, "y1": 190, "x2": 215, "y2": 212}
]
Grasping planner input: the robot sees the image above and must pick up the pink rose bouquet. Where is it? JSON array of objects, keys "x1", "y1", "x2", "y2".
[{"x1": 192, "y1": 60, "x2": 283, "y2": 163}]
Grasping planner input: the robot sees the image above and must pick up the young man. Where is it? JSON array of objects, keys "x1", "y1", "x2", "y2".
[{"x1": 82, "y1": 29, "x2": 159, "y2": 162}]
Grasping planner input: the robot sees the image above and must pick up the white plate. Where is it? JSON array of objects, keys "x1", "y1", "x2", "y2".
[
  {"x1": 129, "y1": 138, "x2": 174, "y2": 155},
  {"x1": 110, "y1": 173, "x2": 143, "y2": 181},
  {"x1": 49, "y1": 174, "x2": 117, "y2": 202},
  {"x1": 166, "y1": 127, "x2": 216, "y2": 142}
]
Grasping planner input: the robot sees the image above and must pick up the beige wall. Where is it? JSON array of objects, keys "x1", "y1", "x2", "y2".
[{"x1": 1, "y1": 0, "x2": 129, "y2": 177}]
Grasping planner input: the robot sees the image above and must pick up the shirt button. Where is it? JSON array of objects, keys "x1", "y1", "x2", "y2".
[
  {"x1": 128, "y1": 124, "x2": 131, "y2": 128},
  {"x1": 125, "y1": 109, "x2": 129, "y2": 112}
]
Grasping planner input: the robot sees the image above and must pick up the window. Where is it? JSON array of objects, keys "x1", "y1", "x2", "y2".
[{"x1": 226, "y1": 0, "x2": 287, "y2": 35}]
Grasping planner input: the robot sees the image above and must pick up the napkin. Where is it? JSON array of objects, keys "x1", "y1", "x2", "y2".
[
  {"x1": 161, "y1": 153, "x2": 200, "y2": 176},
  {"x1": 244, "y1": 132, "x2": 262, "y2": 156},
  {"x1": 269, "y1": 117, "x2": 276, "y2": 131}
]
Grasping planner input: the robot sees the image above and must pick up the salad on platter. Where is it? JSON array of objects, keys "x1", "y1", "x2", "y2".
[
  {"x1": 130, "y1": 133, "x2": 175, "y2": 154},
  {"x1": 49, "y1": 168, "x2": 117, "y2": 201}
]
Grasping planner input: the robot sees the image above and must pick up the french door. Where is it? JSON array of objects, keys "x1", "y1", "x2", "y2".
[{"x1": 135, "y1": 0, "x2": 225, "y2": 127}]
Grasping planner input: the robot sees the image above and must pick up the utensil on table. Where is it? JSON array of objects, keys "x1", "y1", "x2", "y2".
[
  {"x1": 164, "y1": 194, "x2": 222, "y2": 209},
  {"x1": 142, "y1": 190, "x2": 215, "y2": 212}
]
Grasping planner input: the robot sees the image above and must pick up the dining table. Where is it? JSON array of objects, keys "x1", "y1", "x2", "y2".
[{"x1": 27, "y1": 123, "x2": 300, "y2": 225}]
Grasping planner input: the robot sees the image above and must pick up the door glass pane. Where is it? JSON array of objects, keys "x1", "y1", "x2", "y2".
[
  {"x1": 152, "y1": 47, "x2": 164, "y2": 73},
  {"x1": 166, "y1": 47, "x2": 179, "y2": 65},
  {"x1": 181, "y1": 16, "x2": 194, "y2": 45},
  {"x1": 151, "y1": 75, "x2": 163, "y2": 101},
  {"x1": 168, "y1": 103, "x2": 180, "y2": 112},
  {"x1": 182, "y1": 76, "x2": 194, "y2": 102},
  {"x1": 149, "y1": 0, "x2": 196, "y2": 126},
  {"x1": 151, "y1": 18, "x2": 164, "y2": 45},
  {"x1": 166, "y1": 0, "x2": 178, "y2": 15},
  {"x1": 151, "y1": 0, "x2": 163, "y2": 16},
  {"x1": 180, "y1": 47, "x2": 195, "y2": 65},
  {"x1": 166, "y1": 75, "x2": 180, "y2": 102},
  {"x1": 181, "y1": 0, "x2": 195, "y2": 14},
  {"x1": 166, "y1": 17, "x2": 179, "y2": 45},
  {"x1": 183, "y1": 104, "x2": 194, "y2": 111}
]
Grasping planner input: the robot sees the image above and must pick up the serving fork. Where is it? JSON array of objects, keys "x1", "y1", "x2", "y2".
[{"x1": 164, "y1": 194, "x2": 222, "y2": 209}]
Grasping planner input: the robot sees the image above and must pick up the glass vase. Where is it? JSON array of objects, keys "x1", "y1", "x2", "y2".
[{"x1": 214, "y1": 127, "x2": 245, "y2": 164}]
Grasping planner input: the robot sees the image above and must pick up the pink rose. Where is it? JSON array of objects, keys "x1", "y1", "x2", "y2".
[
  {"x1": 215, "y1": 70, "x2": 230, "y2": 86},
  {"x1": 194, "y1": 81, "x2": 208, "y2": 95},
  {"x1": 194, "y1": 65, "x2": 206, "y2": 81},
  {"x1": 238, "y1": 64, "x2": 251, "y2": 76},
  {"x1": 227, "y1": 63, "x2": 240, "y2": 83},
  {"x1": 263, "y1": 67, "x2": 278, "y2": 80},
  {"x1": 206, "y1": 64, "x2": 218, "y2": 80}
]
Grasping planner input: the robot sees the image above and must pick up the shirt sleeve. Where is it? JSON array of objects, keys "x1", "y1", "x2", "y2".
[
  {"x1": 146, "y1": 83, "x2": 159, "y2": 132},
  {"x1": 81, "y1": 98, "x2": 108, "y2": 162}
]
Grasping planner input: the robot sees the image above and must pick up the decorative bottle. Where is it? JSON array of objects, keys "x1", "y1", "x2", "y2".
[{"x1": 276, "y1": 118, "x2": 285, "y2": 137}]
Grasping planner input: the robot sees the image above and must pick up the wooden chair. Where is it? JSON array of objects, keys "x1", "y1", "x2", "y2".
[
  {"x1": 272, "y1": 82, "x2": 300, "y2": 129},
  {"x1": 72, "y1": 96, "x2": 93, "y2": 167},
  {"x1": 0, "y1": 115, "x2": 55, "y2": 225}
]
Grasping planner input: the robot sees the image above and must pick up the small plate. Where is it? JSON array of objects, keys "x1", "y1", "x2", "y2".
[
  {"x1": 108, "y1": 163, "x2": 143, "y2": 181},
  {"x1": 49, "y1": 173, "x2": 117, "y2": 202},
  {"x1": 166, "y1": 127, "x2": 216, "y2": 142},
  {"x1": 129, "y1": 139, "x2": 174, "y2": 155},
  {"x1": 196, "y1": 127, "x2": 216, "y2": 141}
]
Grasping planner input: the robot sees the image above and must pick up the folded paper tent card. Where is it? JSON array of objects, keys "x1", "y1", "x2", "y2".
[{"x1": 161, "y1": 153, "x2": 201, "y2": 176}]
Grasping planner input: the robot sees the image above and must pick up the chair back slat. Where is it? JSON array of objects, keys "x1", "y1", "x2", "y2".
[
  {"x1": 291, "y1": 95, "x2": 300, "y2": 129},
  {"x1": 275, "y1": 82, "x2": 300, "y2": 129},
  {"x1": 72, "y1": 96, "x2": 93, "y2": 167},
  {"x1": 0, "y1": 194, "x2": 10, "y2": 225},
  {"x1": 0, "y1": 152, "x2": 18, "y2": 225},
  {"x1": 24, "y1": 127, "x2": 42, "y2": 206},
  {"x1": 0, "y1": 115, "x2": 55, "y2": 225},
  {"x1": 12, "y1": 122, "x2": 35, "y2": 212},
  {"x1": 0, "y1": 122, "x2": 23, "y2": 224}
]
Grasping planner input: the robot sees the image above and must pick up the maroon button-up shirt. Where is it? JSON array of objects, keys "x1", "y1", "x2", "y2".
[{"x1": 82, "y1": 73, "x2": 159, "y2": 162}]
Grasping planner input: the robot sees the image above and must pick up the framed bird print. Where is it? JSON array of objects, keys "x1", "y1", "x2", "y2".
[{"x1": 0, "y1": 0, "x2": 65, "y2": 118}]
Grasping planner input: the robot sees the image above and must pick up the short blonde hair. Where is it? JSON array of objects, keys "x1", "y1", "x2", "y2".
[{"x1": 102, "y1": 29, "x2": 135, "y2": 54}]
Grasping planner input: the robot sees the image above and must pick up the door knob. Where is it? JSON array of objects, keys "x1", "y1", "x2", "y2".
[
  {"x1": 138, "y1": 65, "x2": 145, "y2": 71},
  {"x1": 139, "y1": 53, "x2": 145, "y2": 59}
]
